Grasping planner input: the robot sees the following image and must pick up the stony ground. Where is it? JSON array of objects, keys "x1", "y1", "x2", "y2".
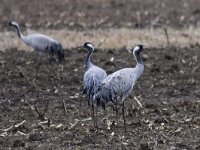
[{"x1": 0, "y1": 0, "x2": 200, "y2": 149}]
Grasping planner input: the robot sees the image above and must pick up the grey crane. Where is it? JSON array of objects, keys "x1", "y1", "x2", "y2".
[
  {"x1": 80, "y1": 42, "x2": 107, "y2": 128},
  {"x1": 95, "y1": 45, "x2": 144, "y2": 132},
  {"x1": 8, "y1": 21, "x2": 65, "y2": 76}
]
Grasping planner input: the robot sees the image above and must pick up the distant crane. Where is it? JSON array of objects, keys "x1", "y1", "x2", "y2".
[
  {"x1": 9, "y1": 21, "x2": 65, "y2": 76},
  {"x1": 80, "y1": 42, "x2": 107, "y2": 128},
  {"x1": 95, "y1": 45, "x2": 144, "y2": 132}
]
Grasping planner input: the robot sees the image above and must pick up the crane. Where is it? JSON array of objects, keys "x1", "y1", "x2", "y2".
[
  {"x1": 95, "y1": 45, "x2": 144, "y2": 132},
  {"x1": 80, "y1": 42, "x2": 107, "y2": 128},
  {"x1": 9, "y1": 21, "x2": 65, "y2": 77}
]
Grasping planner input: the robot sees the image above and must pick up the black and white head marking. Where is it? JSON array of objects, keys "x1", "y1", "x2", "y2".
[
  {"x1": 133, "y1": 44, "x2": 143, "y2": 55},
  {"x1": 84, "y1": 42, "x2": 94, "y2": 51},
  {"x1": 8, "y1": 21, "x2": 19, "y2": 27},
  {"x1": 8, "y1": 21, "x2": 22, "y2": 38}
]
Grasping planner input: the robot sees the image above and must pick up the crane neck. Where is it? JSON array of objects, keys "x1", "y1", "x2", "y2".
[
  {"x1": 133, "y1": 52, "x2": 144, "y2": 80},
  {"x1": 86, "y1": 49, "x2": 93, "y2": 69},
  {"x1": 11, "y1": 24, "x2": 24, "y2": 38},
  {"x1": 135, "y1": 51, "x2": 144, "y2": 70},
  {"x1": 134, "y1": 51, "x2": 143, "y2": 65}
]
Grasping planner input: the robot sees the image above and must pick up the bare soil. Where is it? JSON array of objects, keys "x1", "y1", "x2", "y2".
[
  {"x1": 0, "y1": 45, "x2": 200, "y2": 149},
  {"x1": 0, "y1": 0, "x2": 200, "y2": 150}
]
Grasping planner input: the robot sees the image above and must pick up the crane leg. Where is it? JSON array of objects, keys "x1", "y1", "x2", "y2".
[
  {"x1": 78, "y1": 97, "x2": 82, "y2": 119},
  {"x1": 115, "y1": 101, "x2": 119, "y2": 125},
  {"x1": 122, "y1": 101, "x2": 127, "y2": 132},
  {"x1": 115, "y1": 100, "x2": 118, "y2": 115},
  {"x1": 91, "y1": 101, "x2": 96, "y2": 128},
  {"x1": 115, "y1": 103, "x2": 118, "y2": 115},
  {"x1": 34, "y1": 54, "x2": 43, "y2": 79},
  {"x1": 94, "y1": 104, "x2": 98, "y2": 128},
  {"x1": 35, "y1": 61, "x2": 41, "y2": 79}
]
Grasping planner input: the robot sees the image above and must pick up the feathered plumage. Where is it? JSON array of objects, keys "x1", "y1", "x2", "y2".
[
  {"x1": 9, "y1": 21, "x2": 64, "y2": 62},
  {"x1": 82, "y1": 42, "x2": 107, "y2": 127},
  {"x1": 83, "y1": 66, "x2": 107, "y2": 105},
  {"x1": 95, "y1": 44, "x2": 144, "y2": 132}
]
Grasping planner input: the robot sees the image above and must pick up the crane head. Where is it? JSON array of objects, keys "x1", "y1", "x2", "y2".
[
  {"x1": 50, "y1": 43, "x2": 65, "y2": 62},
  {"x1": 8, "y1": 21, "x2": 19, "y2": 27},
  {"x1": 84, "y1": 42, "x2": 94, "y2": 51},
  {"x1": 133, "y1": 44, "x2": 143, "y2": 55},
  {"x1": 74, "y1": 42, "x2": 94, "y2": 51},
  {"x1": 56, "y1": 44, "x2": 65, "y2": 62}
]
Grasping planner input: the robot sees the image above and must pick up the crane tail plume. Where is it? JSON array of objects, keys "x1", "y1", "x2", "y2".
[
  {"x1": 94, "y1": 87, "x2": 112, "y2": 110},
  {"x1": 57, "y1": 44, "x2": 65, "y2": 62},
  {"x1": 50, "y1": 43, "x2": 65, "y2": 62}
]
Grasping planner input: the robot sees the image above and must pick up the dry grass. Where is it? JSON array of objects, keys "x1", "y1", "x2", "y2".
[{"x1": 1, "y1": 27, "x2": 200, "y2": 51}]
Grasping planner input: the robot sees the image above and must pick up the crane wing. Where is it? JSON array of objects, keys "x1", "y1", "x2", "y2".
[
  {"x1": 83, "y1": 66, "x2": 107, "y2": 105},
  {"x1": 96, "y1": 68, "x2": 135, "y2": 109}
]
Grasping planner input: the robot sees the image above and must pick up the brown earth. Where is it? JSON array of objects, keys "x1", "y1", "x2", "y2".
[
  {"x1": 0, "y1": 46, "x2": 200, "y2": 149},
  {"x1": 0, "y1": 0, "x2": 200, "y2": 150}
]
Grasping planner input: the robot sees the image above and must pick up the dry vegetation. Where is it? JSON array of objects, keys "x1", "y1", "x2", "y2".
[{"x1": 1, "y1": 27, "x2": 200, "y2": 51}]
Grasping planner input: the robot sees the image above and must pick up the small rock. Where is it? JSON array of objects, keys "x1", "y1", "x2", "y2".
[
  {"x1": 13, "y1": 139, "x2": 25, "y2": 148},
  {"x1": 28, "y1": 132, "x2": 44, "y2": 141}
]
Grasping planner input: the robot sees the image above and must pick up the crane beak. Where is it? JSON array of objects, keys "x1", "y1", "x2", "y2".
[
  {"x1": 74, "y1": 46, "x2": 83, "y2": 50},
  {"x1": 127, "y1": 49, "x2": 132, "y2": 53}
]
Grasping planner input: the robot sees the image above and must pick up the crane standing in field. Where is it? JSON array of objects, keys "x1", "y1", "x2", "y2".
[
  {"x1": 95, "y1": 45, "x2": 144, "y2": 132},
  {"x1": 9, "y1": 21, "x2": 65, "y2": 77},
  {"x1": 81, "y1": 42, "x2": 107, "y2": 128}
]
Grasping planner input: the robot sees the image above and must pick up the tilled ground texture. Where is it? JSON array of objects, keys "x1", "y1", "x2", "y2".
[
  {"x1": 0, "y1": 45, "x2": 199, "y2": 149},
  {"x1": 0, "y1": 0, "x2": 200, "y2": 149}
]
